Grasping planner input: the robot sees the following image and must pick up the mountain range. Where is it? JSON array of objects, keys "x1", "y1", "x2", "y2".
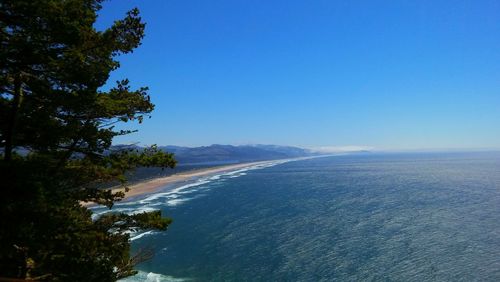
[{"x1": 158, "y1": 144, "x2": 315, "y2": 165}]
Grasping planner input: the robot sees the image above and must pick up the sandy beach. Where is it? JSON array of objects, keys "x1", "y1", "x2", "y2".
[{"x1": 83, "y1": 160, "x2": 284, "y2": 206}]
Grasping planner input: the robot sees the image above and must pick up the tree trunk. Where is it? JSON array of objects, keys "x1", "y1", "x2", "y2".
[{"x1": 4, "y1": 74, "x2": 22, "y2": 161}]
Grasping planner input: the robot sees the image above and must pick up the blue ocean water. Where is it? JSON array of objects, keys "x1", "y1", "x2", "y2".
[{"x1": 100, "y1": 152, "x2": 500, "y2": 281}]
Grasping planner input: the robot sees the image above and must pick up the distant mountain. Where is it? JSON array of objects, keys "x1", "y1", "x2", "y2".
[{"x1": 157, "y1": 144, "x2": 315, "y2": 165}]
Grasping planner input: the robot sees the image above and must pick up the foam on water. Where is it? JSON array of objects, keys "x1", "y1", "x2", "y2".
[
  {"x1": 118, "y1": 270, "x2": 189, "y2": 282},
  {"x1": 130, "y1": 230, "x2": 156, "y2": 241},
  {"x1": 165, "y1": 198, "x2": 193, "y2": 207}
]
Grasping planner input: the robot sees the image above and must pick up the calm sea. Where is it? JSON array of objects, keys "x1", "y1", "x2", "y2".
[{"x1": 97, "y1": 152, "x2": 500, "y2": 281}]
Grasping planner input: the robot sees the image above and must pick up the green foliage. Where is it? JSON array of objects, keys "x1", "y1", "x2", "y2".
[{"x1": 0, "y1": 0, "x2": 175, "y2": 280}]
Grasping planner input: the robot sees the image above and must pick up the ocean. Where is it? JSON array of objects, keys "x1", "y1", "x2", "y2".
[{"x1": 92, "y1": 152, "x2": 500, "y2": 281}]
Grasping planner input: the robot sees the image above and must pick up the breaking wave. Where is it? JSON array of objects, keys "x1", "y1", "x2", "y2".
[{"x1": 118, "y1": 270, "x2": 190, "y2": 282}]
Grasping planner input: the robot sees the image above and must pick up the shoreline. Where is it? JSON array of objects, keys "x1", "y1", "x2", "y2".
[{"x1": 82, "y1": 159, "x2": 291, "y2": 207}]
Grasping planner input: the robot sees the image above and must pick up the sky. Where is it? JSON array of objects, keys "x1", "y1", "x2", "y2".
[{"x1": 96, "y1": 0, "x2": 500, "y2": 151}]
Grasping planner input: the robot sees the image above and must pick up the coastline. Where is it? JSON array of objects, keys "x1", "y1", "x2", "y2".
[{"x1": 82, "y1": 159, "x2": 290, "y2": 207}]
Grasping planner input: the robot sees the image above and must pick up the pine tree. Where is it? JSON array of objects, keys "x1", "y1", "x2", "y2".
[{"x1": 0, "y1": 1, "x2": 175, "y2": 280}]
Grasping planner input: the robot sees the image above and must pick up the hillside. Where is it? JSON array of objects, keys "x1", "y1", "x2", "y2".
[{"x1": 159, "y1": 144, "x2": 314, "y2": 165}]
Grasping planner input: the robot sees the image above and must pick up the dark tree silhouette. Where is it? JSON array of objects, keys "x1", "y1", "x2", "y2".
[{"x1": 0, "y1": 1, "x2": 175, "y2": 280}]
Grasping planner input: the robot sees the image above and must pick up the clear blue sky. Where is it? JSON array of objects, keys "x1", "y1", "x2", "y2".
[{"x1": 96, "y1": 0, "x2": 499, "y2": 151}]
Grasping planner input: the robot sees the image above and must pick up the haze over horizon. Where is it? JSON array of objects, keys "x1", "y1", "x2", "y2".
[{"x1": 96, "y1": 1, "x2": 499, "y2": 151}]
